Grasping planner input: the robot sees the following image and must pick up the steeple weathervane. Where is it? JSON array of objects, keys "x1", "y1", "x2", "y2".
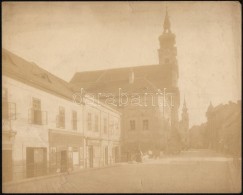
[{"x1": 163, "y1": 6, "x2": 171, "y2": 33}]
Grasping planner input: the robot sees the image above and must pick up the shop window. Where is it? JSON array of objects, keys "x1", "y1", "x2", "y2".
[{"x1": 72, "y1": 147, "x2": 79, "y2": 166}]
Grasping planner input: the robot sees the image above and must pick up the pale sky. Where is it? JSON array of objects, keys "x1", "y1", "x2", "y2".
[{"x1": 2, "y1": 1, "x2": 241, "y2": 128}]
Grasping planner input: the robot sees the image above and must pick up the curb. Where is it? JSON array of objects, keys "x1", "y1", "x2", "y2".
[{"x1": 2, "y1": 163, "x2": 124, "y2": 187}]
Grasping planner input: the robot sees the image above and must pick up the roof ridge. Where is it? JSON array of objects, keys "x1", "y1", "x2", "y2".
[{"x1": 73, "y1": 64, "x2": 160, "y2": 74}]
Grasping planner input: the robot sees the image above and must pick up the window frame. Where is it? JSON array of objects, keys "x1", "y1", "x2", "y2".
[
  {"x1": 129, "y1": 119, "x2": 136, "y2": 131},
  {"x1": 32, "y1": 98, "x2": 42, "y2": 125},
  {"x1": 72, "y1": 110, "x2": 78, "y2": 130},
  {"x1": 57, "y1": 106, "x2": 65, "y2": 128},
  {"x1": 94, "y1": 114, "x2": 99, "y2": 132},
  {"x1": 142, "y1": 119, "x2": 149, "y2": 131}
]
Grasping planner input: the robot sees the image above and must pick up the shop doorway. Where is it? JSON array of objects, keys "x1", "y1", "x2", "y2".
[
  {"x1": 26, "y1": 147, "x2": 47, "y2": 178},
  {"x1": 60, "y1": 150, "x2": 68, "y2": 172},
  {"x1": 88, "y1": 146, "x2": 94, "y2": 168},
  {"x1": 2, "y1": 150, "x2": 13, "y2": 182}
]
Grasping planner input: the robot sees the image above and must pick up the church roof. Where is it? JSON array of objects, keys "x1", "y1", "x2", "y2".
[
  {"x1": 69, "y1": 64, "x2": 166, "y2": 95},
  {"x1": 70, "y1": 64, "x2": 161, "y2": 83}
]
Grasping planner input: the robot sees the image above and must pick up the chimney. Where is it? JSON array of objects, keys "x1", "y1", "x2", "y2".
[{"x1": 129, "y1": 69, "x2": 134, "y2": 84}]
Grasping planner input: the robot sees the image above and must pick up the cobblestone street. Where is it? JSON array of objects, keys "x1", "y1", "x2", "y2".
[{"x1": 3, "y1": 150, "x2": 241, "y2": 193}]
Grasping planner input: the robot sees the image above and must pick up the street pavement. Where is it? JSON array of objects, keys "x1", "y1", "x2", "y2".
[{"x1": 2, "y1": 149, "x2": 241, "y2": 193}]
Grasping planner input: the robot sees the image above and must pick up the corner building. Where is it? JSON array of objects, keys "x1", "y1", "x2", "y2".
[{"x1": 2, "y1": 49, "x2": 122, "y2": 182}]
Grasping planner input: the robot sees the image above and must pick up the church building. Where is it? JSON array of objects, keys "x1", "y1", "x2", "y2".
[{"x1": 69, "y1": 9, "x2": 181, "y2": 158}]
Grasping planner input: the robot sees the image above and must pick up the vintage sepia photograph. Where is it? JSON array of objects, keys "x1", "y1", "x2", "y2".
[{"x1": 2, "y1": 1, "x2": 242, "y2": 193}]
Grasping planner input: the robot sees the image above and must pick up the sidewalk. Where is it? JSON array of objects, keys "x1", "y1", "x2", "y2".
[{"x1": 3, "y1": 162, "x2": 125, "y2": 187}]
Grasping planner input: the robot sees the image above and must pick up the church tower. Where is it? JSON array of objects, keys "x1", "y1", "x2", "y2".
[
  {"x1": 158, "y1": 7, "x2": 180, "y2": 129},
  {"x1": 158, "y1": 7, "x2": 179, "y2": 87}
]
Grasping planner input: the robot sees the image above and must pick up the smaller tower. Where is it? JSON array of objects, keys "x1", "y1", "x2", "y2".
[
  {"x1": 179, "y1": 97, "x2": 189, "y2": 149},
  {"x1": 181, "y1": 98, "x2": 189, "y2": 128}
]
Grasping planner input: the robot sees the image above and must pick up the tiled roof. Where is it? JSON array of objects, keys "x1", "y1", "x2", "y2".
[
  {"x1": 2, "y1": 49, "x2": 74, "y2": 100},
  {"x1": 69, "y1": 64, "x2": 168, "y2": 95},
  {"x1": 70, "y1": 64, "x2": 162, "y2": 83}
]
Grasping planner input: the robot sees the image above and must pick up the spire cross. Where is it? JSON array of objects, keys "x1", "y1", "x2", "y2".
[{"x1": 163, "y1": 5, "x2": 171, "y2": 33}]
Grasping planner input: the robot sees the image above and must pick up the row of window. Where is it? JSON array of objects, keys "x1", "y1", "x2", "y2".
[
  {"x1": 87, "y1": 112, "x2": 119, "y2": 135},
  {"x1": 2, "y1": 88, "x2": 79, "y2": 131},
  {"x1": 31, "y1": 98, "x2": 78, "y2": 130},
  {"x1": 2, "y1": 88, "x2": 119, "y2": 134},
  {"x1": 129, "y1": 119, "x2": 149, "y2": 131}
]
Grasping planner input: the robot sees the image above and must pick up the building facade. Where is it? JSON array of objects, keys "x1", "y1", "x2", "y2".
[
  {"x1": 2, "y1": 49, "x2": 122, "y2": 182},
  {"x1": 205, "y1": 100, "x2": 241, "y2": 156}
]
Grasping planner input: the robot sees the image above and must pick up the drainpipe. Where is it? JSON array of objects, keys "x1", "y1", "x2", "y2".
[
  {"x1": 99, "y1": 109, "x2": 102, "y2": 167},
  {"x1": 108, "y1": 113, "x2": 110, "y2": 165},
  {"x1": 82, "y1": 102, "x2": 85, "y2": 168}
]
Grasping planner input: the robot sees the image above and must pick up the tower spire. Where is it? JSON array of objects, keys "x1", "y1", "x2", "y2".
[
  {"x1": 183, "y1": 96, "x2": 186, "y2": 107},
  {"x1": 163, "y1": 6, "x2": 171, "y2": 33},
  {"x1": 182, "y1": 96, "x2": 187, "y2": 112}
]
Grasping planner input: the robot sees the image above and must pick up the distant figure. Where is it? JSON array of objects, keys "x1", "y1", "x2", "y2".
[{"x1": 135, "y1": 150, "x2": 143, "y2": 163}]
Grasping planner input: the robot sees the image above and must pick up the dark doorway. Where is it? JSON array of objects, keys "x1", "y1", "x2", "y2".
[
  {"x1": 2, "y1": 150, "x2": 13, "y2": 182},
  {"x1": 88, "y1": 146, "x2": 94, "y2": 168},
  {"x1": 60, "y1": 150, "x2": 68, "y2": 172},
  {"x1": 105, "y1": 146, "x2": 108, "y2": 165},
  {"x1": 26, "y1": 147, "x2": 47, "y2": 178}
]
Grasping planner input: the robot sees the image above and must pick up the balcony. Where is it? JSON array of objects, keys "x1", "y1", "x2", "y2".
[
  {"x1": 28, "y1": 109, "x2": 48, "y2": 125},
  {"x1": 2, "y1": 101, "x2": 16, "y2": 120},
  {"x1": 2, "y1": 101, "x2": 17, "y2": 142}
]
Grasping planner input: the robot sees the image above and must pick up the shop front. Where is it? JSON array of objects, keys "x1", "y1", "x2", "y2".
[
  {"x1": 112, "y1": 142, "x2": 121, "y2": 163},
  {"x1": 49, "y1": 130, "x2": 84, "y2": 174},
  {"x1": 86, "y1": 138, "x2": 101, "y2": 168},
  {"x1": 26, "y1": 147, "x2": 47, "y2": 178}
]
